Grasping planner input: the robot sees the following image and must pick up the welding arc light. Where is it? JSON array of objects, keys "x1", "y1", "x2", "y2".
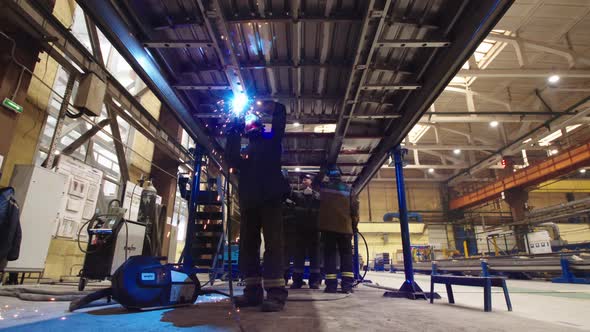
[{"x1": 232, "y1": 93, "x2": 249, "y2": 115}]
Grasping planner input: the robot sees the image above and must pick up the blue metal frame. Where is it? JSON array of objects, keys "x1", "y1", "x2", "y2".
[{"x1": 552, "y1": 256, "x2": 590, "y2": 284}]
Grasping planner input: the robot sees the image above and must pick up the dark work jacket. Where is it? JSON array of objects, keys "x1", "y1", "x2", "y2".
[
  {"x1": 292, "y1": 189, "x2": 320, "y2": 231},
  {"x1": 0, "y1": 187, "x2": 22, "y2": 263},
  {"x1": 318, "y1": 181, "x2": 359, "y2": 235},
  {"x1": 225, "y1": 102, "x2": 290, "y2": 209}
]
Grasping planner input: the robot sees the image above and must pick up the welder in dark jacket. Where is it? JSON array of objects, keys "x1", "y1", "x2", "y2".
[
  {"x1": 290, "y1": 174, "x2": 321, "y2": 289},
  {"x1": 318, "y1": 166, "x2": 359, "y2": 293},
  {"x1": 225, "y1": 101, "x2": 290, "y2": 312}
]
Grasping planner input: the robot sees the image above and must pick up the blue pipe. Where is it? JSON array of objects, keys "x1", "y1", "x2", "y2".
[{"x1": 353, "y1": 233, "x2": 360, "y2": 280}]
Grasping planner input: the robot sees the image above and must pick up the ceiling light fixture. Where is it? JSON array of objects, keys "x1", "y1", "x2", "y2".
[
  {"x1": 490, "y1": 121, "x2": 499, "y2": 128},
  {"x1": 295, "y1": 167, "x2": 301, "y2": 172},
  {"x1": 548, "y1": 75, "x2": 560, "y2": 84},
  {"x1": 453, "y1": 149, "x2": 461, "y2": 155},
  {"x1": 580, "y1": 169, "x2": 587, "y2": 174},
  {"x1": 428, "y1": 168, "x2": 435, "y2": 173},
  {"x1": 293, "y1": 122, "x2": 300, "y2": 127}
]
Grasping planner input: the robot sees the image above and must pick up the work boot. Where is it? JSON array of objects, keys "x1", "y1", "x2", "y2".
[
  {"x1": 290, "y1": 280, "x2": 304, "y2": 289},
  {"x1": 340, "y1": 287, "x2": 354, "y2": 294},
  {"x1": 324, "y1": 285, "x2": 338, "y2": 293},
  {"x1": 324, "y1": 278, "x2": 338, "y2": 293},
  {"x1": 261, "y1": 298, "x2": 285, "y2": 312},
  {"x1": 233, "y1": 286, "x2": 263, "y2": 307},
  {"x1": 309, "y1": 274, "x2": 321, "y2": 289}
]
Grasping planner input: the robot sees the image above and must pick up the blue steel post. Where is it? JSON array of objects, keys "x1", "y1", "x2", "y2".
[
  {"x1": 383, "y1": 145, "x2": 429, "y2": 299},
  {"x1": 182, "y1": 146, "x2": 204, "y2": 270},
  {"x1": 353, "y1": 233, "x2": 360, "y2": 280},
  {"x1": 393, "y1": 146, "x2": 416, "y2": 285}
]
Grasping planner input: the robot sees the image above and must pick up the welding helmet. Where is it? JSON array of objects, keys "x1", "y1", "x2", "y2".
[
  {"x1": 244, "y1": 113, "x2": 263, "y2": 135},
  {"x1": 301, "y1": 173, "x2": 314, "y2": 181},
  {"x1": 326, "y1": 165, "x2": 342, "y2": 180}
]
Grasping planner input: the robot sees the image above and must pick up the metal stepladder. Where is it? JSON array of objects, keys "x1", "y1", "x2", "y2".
[{"x1": 178, "y1": 146, "x2": 229, "y2": 285}]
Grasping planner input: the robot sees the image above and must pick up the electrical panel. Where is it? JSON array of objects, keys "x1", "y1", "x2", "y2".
[
  {"x1": 6, "y1": 165, "x2": 67, "y2": 271},
  {"x1": 55, "y1": 155, "x2": 103, "y2": 239},
  {"x1": 74, "y1": 72, "x2": 106, "y2": 117},
  {"x1": 526, "y1": 231, "x2": 552, "y2": 255}
]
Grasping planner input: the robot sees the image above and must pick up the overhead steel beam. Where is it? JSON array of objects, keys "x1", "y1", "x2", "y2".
[
  {"x1": 352, "y1": 0, "x2": 515, "y2": 195},
  {"x1": 361, "y1": 84, "x2": 421, "y2": 91},
  {"x1": 225, "y1": 16, "x2": 363, "y2": 24},
  {"x1": 317, "y1": 0, "x2": 334, "y2": 96},
  {"x1": 142, "y1": 40, "x2": 214, "y2": 48},
  {"x1": 457, "y1": 69, "x2": 590, "y2": 78},
  {"x1": 419, "y1": 115, "x2": 571, "y2": 123},
  {"x1": 291, "y1": 0, "x2": 302, "y2": 117},
  {"x1": 44, "y1": 118, "x2": 110, "y2": 168},
  {"x1": 377, "y1": 39, "x2": 450, "y2": 48},
  {"x1": 448, "y1": 96, "x2": 590, "y2": 185},
  {"x1": 173, "y1": 85, "x2": 232, "y2": 90},
  {"x1": 326, "y1": 0, "x2": 389, "y2": 166},
  {"x1": 4, "y1": 0, "x2": 205, "y2": 166},
  {"x1": 194, "y1": 0, "x2": 248, "y2": 96},
  {"x1": 240, "y1": 61, "x2": 351, "y2": 70},
  {"x1": 76, "y1": 0, "x2": 218, "y2": 160},
  {"x1": 487, "y1": 32, "x2": 590, "y2": 67}
]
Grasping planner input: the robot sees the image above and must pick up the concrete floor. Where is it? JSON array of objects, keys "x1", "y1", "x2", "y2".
[{"x1": 0, "y1": 272, "x2": 589, "y2": 331}]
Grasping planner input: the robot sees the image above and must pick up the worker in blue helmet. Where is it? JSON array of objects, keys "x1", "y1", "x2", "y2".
[
  {"x1": 290, "y1": 173, "x2": 321, "y2": 289},
  {"x1": 318, "y1": 165, "x2": 359, "y2": 293},
  {"x1": 225, "y1": 101, "x2": 290, "y2": 311}
]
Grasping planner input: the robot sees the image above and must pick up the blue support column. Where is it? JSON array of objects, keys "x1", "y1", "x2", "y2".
[
  {"x1": 383, "y1": 145, "x2": 435, "y2": 300},
  {"x1": 181, "y1": 146, "x2": 204, "y2": 271}
]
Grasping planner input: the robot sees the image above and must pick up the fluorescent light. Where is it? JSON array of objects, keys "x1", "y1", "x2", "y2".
[
  {"x1": 313, "y1": 124, "x2": 336, "y2": 133},
  {"x1": 293, "y1": 122, "x2": 300, "y2": 127},
  {"x1": 490, "y1": 121, "x2": 499, "y2": 128},
  {"x1": 453, "y1": 149, "x2": 461, "y2": 155},
  {"x1": 523, "y1": 138, "x2": 532, "y2": 144},
  {"x1": 550, "y1": 149, "x2": 558, "y2": 155},
  {"x1": 428, "y1": 168, "x2": 435, "y2": 173},
  {"x1": 295, "y1": 167, "x2": 301, "y2": 172},
  {"x1": 580, "y1": 169, "x2": 587, "y2": 174},
  {"x1": 548, "y1": 75, "x2": 560, "y2": 84}
]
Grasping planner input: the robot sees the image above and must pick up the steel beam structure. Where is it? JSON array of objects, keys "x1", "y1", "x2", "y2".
[
  {"x1": 458, "y1": 69, "x2": 590, "y2": 78},
  {"x1": 105, "y1": 104, "x2": 130, "y2": 183},
  {"x1": 78, "y1": 1, "x2": 219, "y2": 160},
  {"x1": 195, "y1": 0, "x2": 249, "y2": 97},
  {"x1": 326, "y1": 0, "x2": 390, "y2": 166},
  {"x1": 448, "y1": 96, "x2": 590, "y2": 185},
  {"x1": 486, "y1": 32, "x2": 590, "y2": 67},
  {"x1": 450, "y1": 141, "x2": 590, "y2": 210},
  {"x1": 352, "y1": 0, "x2": 515, "y2": 195},
  {"x1": 5, "y1": 0, "x2": 196, "y2": 164}
]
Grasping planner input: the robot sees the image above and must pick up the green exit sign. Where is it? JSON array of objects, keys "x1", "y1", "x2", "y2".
[{"x1": 2, "y1": 97, "x2": 23, "y2": 114}]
